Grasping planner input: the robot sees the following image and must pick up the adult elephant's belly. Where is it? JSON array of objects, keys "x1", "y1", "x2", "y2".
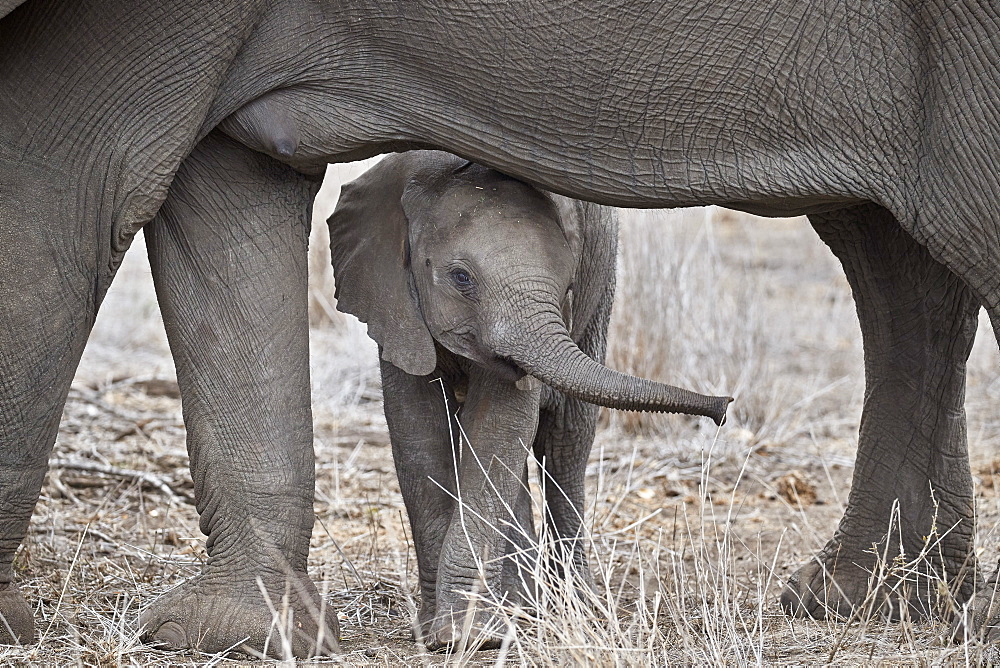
[{"x1": 727, "y1": 195, "x2": 870, "y2": 218}]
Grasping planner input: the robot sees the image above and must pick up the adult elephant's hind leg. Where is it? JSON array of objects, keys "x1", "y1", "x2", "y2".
[
  {"x1": 953, "y1": 310, "x2": 1000, "y2": 641},
  {"x1": 781, "y1": 204, "x2": 979, "y2": 621},
  {"x1": 139, "y1": 132, "x2": 336, "y2": 658}
]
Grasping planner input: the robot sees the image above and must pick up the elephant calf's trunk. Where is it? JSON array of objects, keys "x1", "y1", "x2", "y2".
[{"x1": 497, "y1": 325, "x2": 731, "y2": 425}]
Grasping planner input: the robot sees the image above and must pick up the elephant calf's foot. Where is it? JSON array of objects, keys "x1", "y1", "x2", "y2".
[
  {"x1": 0, "y1": 584, "x2": 34, "y2": 645},
  {"x1": 140, "y1": 571, "x2": 339, "y2": 658},
  {"x1": 781, "y1": 542, "x2": 952, "y2": 622},
  {"x1": 425, "y1": 609, "x2": 510, "y2": 652},
  {"x1": 409, "y1": 600, "x2": 437, "y2": 644}
]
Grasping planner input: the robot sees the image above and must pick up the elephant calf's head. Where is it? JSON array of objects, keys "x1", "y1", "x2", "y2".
[
  {"x1": 401, "y1": 158, "x2": 584, "y2": 380},
  {"x1": 328, "y1": 150, "x2": 731, "y2": 424},
  {"x1": 328, "y1": 150, "x2": 578, "y2": 380}
]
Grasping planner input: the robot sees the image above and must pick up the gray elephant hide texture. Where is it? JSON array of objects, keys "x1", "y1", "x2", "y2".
[{"x1": 1, "y1": 0, "x2": 999, "y2": 658}]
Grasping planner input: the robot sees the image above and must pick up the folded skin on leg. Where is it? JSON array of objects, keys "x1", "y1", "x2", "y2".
[
  {"x1": 781, "y1": 204, "x2": 980, "y2": 621},
  {"x1": 428, "y1": 368, "x2": 540, "y2": 652},
  {"x1": 140, "y1": 131, "x2": 337, "y2": 658}
]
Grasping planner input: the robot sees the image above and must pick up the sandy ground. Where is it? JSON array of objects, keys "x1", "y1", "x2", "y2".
[{"x1": 4, "y1": 182, "x2": 1000, "y2": 665}]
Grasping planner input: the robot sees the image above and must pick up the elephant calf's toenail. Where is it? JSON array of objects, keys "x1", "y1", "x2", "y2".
[{"x1": 151, "y1": 620, "x2": 188, "y2": 648}]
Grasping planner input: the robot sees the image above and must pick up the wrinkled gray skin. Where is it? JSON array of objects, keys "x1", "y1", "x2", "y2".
[
  {"x1": 328, "y1": 151, "x2": 729, "y2": 650},
  {"x1": 0, "y1": 0, "x2": 997, "y2": 658}
]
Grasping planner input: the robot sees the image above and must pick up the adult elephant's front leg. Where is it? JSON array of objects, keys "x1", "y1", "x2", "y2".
[
  {"x1": 429, "y1": 371, "x2": 539, "y2": 651},
  {"x1": 781, "y1": 204, "x2": 980, "y2": 621},
  {"x1": 140, "y1": 131, "x2": 336, "y2": 658}
]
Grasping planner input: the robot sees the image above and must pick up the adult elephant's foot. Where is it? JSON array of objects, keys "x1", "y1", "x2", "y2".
[
  {"x1": 952, "y1": 567, "x2": 1000, "y2": 642},
  {"x1": 0, "y1": 584, "x2": 35, "y2": 645},
  {"x1": 780, "y1": 544, "x2": 881, "y2": 620},
  {"x1": 780, "y1": 535, "x2": 968, "y2": 621},
  {"x1": 140, "y1": 570, "x2": 339, "y2": 658}
]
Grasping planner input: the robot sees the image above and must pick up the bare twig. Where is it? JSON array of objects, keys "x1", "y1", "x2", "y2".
[
  {"x1": 49, "y1": 459, "x2": 188, "y2": 505},
  {"x1": 66, "y1": 386, "x2": 179, "y2": 425}
]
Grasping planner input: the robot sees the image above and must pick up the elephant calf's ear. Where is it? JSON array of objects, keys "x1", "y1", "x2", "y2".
[{"x1": 327, "y1": 158, "x2": 437, "y2": 376}]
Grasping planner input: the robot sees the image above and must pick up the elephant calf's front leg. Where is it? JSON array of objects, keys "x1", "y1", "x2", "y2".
[
  {"x1": 141, "y1": 132, "x2": 336, "y2": 658},
  {"x1": 532, "y1": 394, "x2": 599, "y2": 593},
  {"x1": 429, "y1": 370, "x2": 540, "y2": 651},
  {"x1": 379, "y1": 360, "x2": 462, "y2": 640}
]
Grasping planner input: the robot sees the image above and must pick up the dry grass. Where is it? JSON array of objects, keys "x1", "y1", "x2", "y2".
[{"x1": 4, "y1": 162, "x2": 1000, "y2": 666}]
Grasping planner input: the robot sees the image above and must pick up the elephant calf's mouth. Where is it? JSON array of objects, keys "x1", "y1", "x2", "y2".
[{"x1": 493, "y1": 355, "x2": 528, "y2": 383}]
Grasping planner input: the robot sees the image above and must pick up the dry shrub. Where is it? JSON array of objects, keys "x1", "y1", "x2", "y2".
[{"x1": 396, "y1": 428, "x2": 987, "y2": 666}]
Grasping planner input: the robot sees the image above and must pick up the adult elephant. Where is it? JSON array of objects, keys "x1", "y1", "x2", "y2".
[{"x1": 0, "y1": 0, "x2": 997, "y2": 658}]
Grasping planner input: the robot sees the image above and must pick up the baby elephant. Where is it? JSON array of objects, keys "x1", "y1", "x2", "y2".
[{"x1": 328, "y1": 150, "x2": 729, "y2": 651}]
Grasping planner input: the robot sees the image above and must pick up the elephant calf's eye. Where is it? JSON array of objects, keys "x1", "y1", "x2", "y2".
[
  {"x1": 449, "y1": 268, "x2": 475, "y2": 292},
  {"x1": 448, "y1": 269, "x2": 472, "y2": 288}
]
